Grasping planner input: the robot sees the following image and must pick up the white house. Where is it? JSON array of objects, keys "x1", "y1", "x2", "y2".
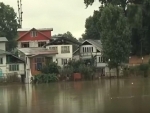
[
  {"x1": 0, "y1": 37, "x2": 25, "y2": 78},
  {"x1": 73, "y1": 39, "x2": 117, "y2": 77},
  {"x1": 44, "y1": 36, "x2": 80, "y2": 67}
]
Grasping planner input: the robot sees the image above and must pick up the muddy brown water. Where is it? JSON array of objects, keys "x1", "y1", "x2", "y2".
[{"x1": 0, "y1": 78, "x2": 150, "y2": 113}]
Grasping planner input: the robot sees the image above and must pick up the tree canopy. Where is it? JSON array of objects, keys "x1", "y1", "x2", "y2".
[
  {"x1": 83, "y1": 0, "x2": 150, "y2": 56},
  {"x1": 0, "y1": 2, "x2": 18, "y2": 51},
  {"x1": 82, "y1": 10, "x2": 101, "y2": 40},
  {"x1": 100, "y1": 4, "x2": 131, "y2": 76}
]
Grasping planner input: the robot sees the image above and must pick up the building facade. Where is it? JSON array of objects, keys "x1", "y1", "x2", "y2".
[
  {"x1": 44, "y1": 36, "x2": 80, "y2": 67},
  {"x1": 73, "y1": 39, "x2": 116, "y2": 77},
  {"x1": 0, "y1": 37, "x2": 25, "y2": 77},
  {"x1": 17, "y1": 28, "x2": 53, "y2": 48}
]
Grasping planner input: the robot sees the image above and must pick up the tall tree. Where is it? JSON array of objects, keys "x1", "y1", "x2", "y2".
[
  {"x1": 0, "y1": 2, "x2": 18, "y2": 51},
  {"x1": 82, "y1": 10, "x2": 101, "y2": 40},
  {"x1": 84, "y1": 0, "x2": 150, "y2": 56},
  {"x1": 100, "y1": 4, "x2": 131, "y2": 77}
]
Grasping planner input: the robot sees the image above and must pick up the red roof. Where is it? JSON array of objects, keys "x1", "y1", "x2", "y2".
[{"x1": 17, "y1": 28, "x2": 53, "y2": 41}]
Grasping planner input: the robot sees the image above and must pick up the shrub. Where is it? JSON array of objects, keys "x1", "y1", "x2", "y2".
[
  {"x1": 34, "y1": 73, "x2": 58, "y2": 83},
  {"x1": 41, "y1": 62, "x2": 60, "y2": 74}
]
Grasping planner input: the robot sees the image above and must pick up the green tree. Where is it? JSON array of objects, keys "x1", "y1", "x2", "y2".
[
  {"x1": 84, "y1": 0, "x2": 150, "y2": 56},
  {"x1": 100, "y1": 4, "x2": 131, "y2": 77},
  {"x1": 82, "y1": 10, "x2": 101, "y2": 40},
  {"x1": 0, "y1": 2, "x2": 18, "y2": 51}
]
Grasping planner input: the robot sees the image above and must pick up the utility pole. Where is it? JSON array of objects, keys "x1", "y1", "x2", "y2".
[{"x1": 17, "y1": 0, "x2": 23, "y2": 28}]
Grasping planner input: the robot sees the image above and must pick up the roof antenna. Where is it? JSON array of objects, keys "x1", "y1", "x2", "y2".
[{"x1": 17, "y1": 0, "x2": 23, "y2": 28}]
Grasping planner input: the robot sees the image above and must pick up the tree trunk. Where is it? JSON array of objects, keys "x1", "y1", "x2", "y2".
[
  {"x1": 109, "y1": 68, "x2": 111, "y2": 78},
  {"x1": 116, "y1": 67, "x2": 119, "y2": 78}
]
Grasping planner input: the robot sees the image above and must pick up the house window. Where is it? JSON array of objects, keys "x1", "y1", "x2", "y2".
[
  {"x1": 61, "y1": 46, "x2": 70, "y2": 53},
  {"x1": 34, "y1": 57, "x2": 44, "y2": 71},
  {"x1": 62, "y1": 59, "x2": 67, "y2": 65},
  {"x1": 21, "y1": 42, "x2": 29, "y2": 48},
  {"x1": 0, "y1": 58, "x2": 3, "y2": 64},
  {"x1": 31, "y1": 31, "x2": 37, "y2": 37},
  {"x1": 49, "y1": 46, "x2": 58, "y2": 51},
  {"x1": 38, "y1": 42, "x2": 46, "y2": 47},
  {"x1": 98, "y1": 57, "x2": 105, "y2": 63},
  {"x1": 91, "y1": 47, "x2": 93, "y2": 52},
  {"x1": 9, "y1": 64, "x2": 19, "y2": 71}
]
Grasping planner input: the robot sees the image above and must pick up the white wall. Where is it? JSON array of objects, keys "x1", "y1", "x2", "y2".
[
  {"x1": 0, "y1": 42, "x2": 6, "y2": 51},
  {"x1": 6, "y1": 63, "x2": 25, "y2": 75},
  {"x1": 0, "y1": 55, "x2": 25, "y2": 77},
  {"x1": 0, "y1": 55, "x2": 7, "y2": 76},
  {"x1": 25, "y1": 56, "x2": 32, "y2": 83},
  {"x1": 18, "y1": 40, "x2": 49, "y2": 48},
  {"x1": 46, "y1": 45, "x2": 73, "y2": 67}
]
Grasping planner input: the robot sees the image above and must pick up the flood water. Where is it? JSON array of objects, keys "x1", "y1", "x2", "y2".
[{"x1": 0, "y1": 78, "x2": 150, "y2": 113}]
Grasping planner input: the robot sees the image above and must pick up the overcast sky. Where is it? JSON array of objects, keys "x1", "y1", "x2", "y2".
[{"x1": 2, "y1": 0, "x2": 100, "y2": 38}]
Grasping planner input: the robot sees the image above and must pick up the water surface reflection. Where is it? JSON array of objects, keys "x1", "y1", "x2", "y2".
[{"x1": 1, "y1": 78, "x2": 150, "y2": 113}]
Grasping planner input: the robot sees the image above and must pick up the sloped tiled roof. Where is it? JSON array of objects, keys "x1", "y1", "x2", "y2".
[
  {"x1": 86, "y1": 39, "x2": 102, "y2": 50},
  {"x1": 17, "y1": 28, "x2": 53, "y2": 31},
  {"x1": 0, "y1": 37, "x2": 8, "y2": 42},
  {"x1": 0, "y1": 49, "x2": 11, "y2": 55},
  {"x1": 44, "y1": 36, "x2": 81, "y2": 47},
  {"x1": 0, "y1": 49, "x2": 25, "y2": 62},
  {"x1": 18, "y1": 47, "x2": 58, "y2": 56},
  {"x1": 73, "y1": 39, "x2": 102, "y2": 54},
  {"x1": 17, "y1": 28, "x2": 51, "y2": 41}
]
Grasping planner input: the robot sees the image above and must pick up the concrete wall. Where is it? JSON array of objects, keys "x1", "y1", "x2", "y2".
[
  {"x1": 0, "y1": 55, "x2": 7, "y2": 76},
  {"x1": 0, "y1": 43, "x2": 6, "y2": 51}
]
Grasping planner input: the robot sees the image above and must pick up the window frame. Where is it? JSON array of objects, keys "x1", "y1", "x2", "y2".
[
  {"x1": 0, "y1": 58, "x2": 3, "y2": 64},
  {"x1": 38, "y1": 41, "x2": 46, "y2": 47},
  {"x1": 61, "y1": 46, "x2": 70, "y2": 53},
  {"x1": 34, "y1": 57, "x2": 45, "y2": 71},
  {"x1": 21, "y1": 42, "x2": 29, "y2": 48},
  {"x1": 9, "y1": 64, "x2": 19, "y2": 71},
  {"x1": 31, "y1": 30, "x2": 37, "y2": 37}
]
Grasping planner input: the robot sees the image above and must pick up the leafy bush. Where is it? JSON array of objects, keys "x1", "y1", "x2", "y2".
[
  {"x1": 67, "y1": 60, "x2": 95, "y2": 80},
  {"x1": 79, "y1": 65, "x2": 95, "y2": 80},
  {"x1": 41, "y1": 62, "x2": 60, "y2": 74},
  {"x1": 139, "y1": 64, "x2": 149, "y2": 77},
  {"x1": 34, "y1": 73, "x2": 58, "y2": 83}
]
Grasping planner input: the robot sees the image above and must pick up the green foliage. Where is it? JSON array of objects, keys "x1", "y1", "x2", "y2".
[
  {"x1": 84, "y1": 0, "x2": 150, "y2": 56},
  {"x1": 136, "y1": 64, "x2": 149, "y2": 77},
  {"x1": 82, "y1": 10, "x2": 101, "y2": 40},
  {"x1": 41, "y1": 62, "x2": 60, "y2": 74},
  {"x1": 79, "y1": 65, "x2": 95, "y2": 80},
  {"x1": 67, "y1": 60, "x2": 85, "y2": 73},
  {"x1": 100, "y1": 4, "x2": 131, "y2": 72},
  {"x1": 67, "y1": 60, "x2": 95, "y2": 80},
  {"x1": 0, "y1": 2, "x2": 18, "y2": 51},
  {"x1": 34, "y1": 73, "x2": 58, "y2": 83},
  {"x1": 52, "y1": 31, "x2": 79, "y2": 51}
]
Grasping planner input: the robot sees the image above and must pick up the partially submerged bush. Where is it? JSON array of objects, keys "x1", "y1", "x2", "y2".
[
  {"x1": 41, "y1": 62, "x2": 60, "y2": 74},
  {"x1": 34, "y1": 73, "x2": 58, "y2": 83}
]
